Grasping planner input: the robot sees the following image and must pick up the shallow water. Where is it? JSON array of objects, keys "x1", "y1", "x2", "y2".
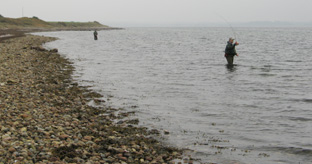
[{"x1": 39, "y1": 27, "x2": 312, "y2": 164}]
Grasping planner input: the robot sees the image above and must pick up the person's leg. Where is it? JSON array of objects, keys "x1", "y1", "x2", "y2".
[{"x1": 226, "y1": 55, "x2": 234, "y2": 65}]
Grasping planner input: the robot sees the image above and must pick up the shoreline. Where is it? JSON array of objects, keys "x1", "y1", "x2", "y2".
[
  {"x1": 0, "y1": 27, "x2": 123, "y2": 42},
  {"x1": 0, "y1": 34, "x2": 194, "y2": 163}
]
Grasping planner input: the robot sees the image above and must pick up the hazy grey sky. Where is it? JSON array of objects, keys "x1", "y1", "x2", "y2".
[{"x1": 1, "y1": 0, "x2": 312, "y2": 26}]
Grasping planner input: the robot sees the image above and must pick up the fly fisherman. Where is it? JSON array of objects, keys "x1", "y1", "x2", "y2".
[
  {"x1": 93, "y1": 30, "x2": 98, "y2": 40},
  {"x1": 224, "y1": 37, "x2": 239, "y2": 65}
]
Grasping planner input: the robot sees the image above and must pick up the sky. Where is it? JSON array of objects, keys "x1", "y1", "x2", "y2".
[{"x1": 1, "y1": 0, "x2": 312, "y2": 27}]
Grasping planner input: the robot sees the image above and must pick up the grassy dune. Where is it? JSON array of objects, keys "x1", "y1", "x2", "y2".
[
  {"x1": 0, "y1": 16, "x2": 109, "y2": 29},
  {"x1": 48, "y1": 21, "x2": 109, "y2": 28}
]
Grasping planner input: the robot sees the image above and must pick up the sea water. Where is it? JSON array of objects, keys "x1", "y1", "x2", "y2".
[{"x1": 38, "y1": 27, "x2": 312, "y2": 164}]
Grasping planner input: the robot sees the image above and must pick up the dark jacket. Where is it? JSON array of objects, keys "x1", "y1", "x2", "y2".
[{"x1": 225, "y1": 41, "x2": 237, "y2": 56}]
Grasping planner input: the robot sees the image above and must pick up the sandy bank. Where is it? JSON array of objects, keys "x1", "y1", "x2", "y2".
[{"x1": 0, "y1": 35, "x2": 190, "y2": 163}]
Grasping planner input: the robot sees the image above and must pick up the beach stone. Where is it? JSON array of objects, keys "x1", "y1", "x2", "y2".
[
  {"x1": 1, "y1": 127, "x2": 9, "y2": 132},
  {"x1": 2, "y1": 135, "x2": 11, "y2": 141},
  {"x1": 20, "y1": 114, "x2": 30, "y2": 119},
  {"x1": 116, "y1": 153, "x2": 127, "y2": 161},
  {"x1": 146, "y1": 156, "x2": 153, "y2": 161},
  {"x1": 20, "y1": 151, "x2": 28, "y2": 157},
  {"x1": 20, "y1": 127, "x2": 27, "y2": 132},
  {"x1": 172, "y1": 151, "x2": 179, "y2": 156},
  {"x1": 123, "y1": 152, "x2": 131, "y2": 157},
  {"x1": 119, "y1": 156, "x2": 127, "y2": 161},
  {"x1": 31, "y1": 46, "x2": 46, "y2": 51},
  {"x1": 59, "y1": 134, "x2": 69, "y2": 140},
  {"x1": 77, "y1": 141, "x2": 86, "y2": 146},
  {"x1": 150, "y1": 129, "x2": 160, "y2": 134},
  {"x1": 84, "y1": 136, "x2": 93, "y2": 141},
  {"x1": 16, "y1": 156, "x2": 24, "y2": 161},
  {"x1": 49, "y1": 157, "x2": 60, "y2": 162},
  {"x1": 50, "y1": 48, "x2": 58, "y2": 53},
  {"x1": 39, "y1": 114, "x2": 45, "y2": 119},
  {"x1": 108, "y1": 136, "x2": 115, "y2": 140},
  {"x1": 86, "y1": 141, "x2": 95, "y2": 145},
  {"x1": 8, "y1": 147, "x2": 16, "y2": 153}
]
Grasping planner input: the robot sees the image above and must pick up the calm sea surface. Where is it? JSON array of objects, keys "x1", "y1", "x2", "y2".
[{"x1": 38, "y1": 27, "x2": 312, "y2": 164}]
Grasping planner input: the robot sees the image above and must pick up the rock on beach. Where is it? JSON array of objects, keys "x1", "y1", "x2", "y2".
[{"x1": 0, "y1": 34, "x2": 184, "y2": 163}]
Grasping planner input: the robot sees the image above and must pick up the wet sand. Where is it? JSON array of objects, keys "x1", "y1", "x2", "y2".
[{"x1": 0, "y1": 33, "x2": 192, "y2": 163}]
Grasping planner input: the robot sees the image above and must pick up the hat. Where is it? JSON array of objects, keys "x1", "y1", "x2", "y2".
[{"x1": 229, "y1": 37, "x2": 234, "y2": 41}]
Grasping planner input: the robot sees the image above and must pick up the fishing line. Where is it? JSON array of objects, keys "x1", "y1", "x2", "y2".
[{"x1": 215, "y1": 12, "x2": 239, "y2": 41}]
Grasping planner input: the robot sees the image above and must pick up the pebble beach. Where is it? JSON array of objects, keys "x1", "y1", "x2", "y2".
[{"x1": 0, "y1": 34, "x2": 188, "y2": 164}]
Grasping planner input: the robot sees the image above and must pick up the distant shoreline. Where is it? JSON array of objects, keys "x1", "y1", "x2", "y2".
[
  {"x1": 0, "y1": 27, "x2": 123, "y2": 42},
  {"x1": 0, "y1": 16, "x2": 123, "y2": 41}
]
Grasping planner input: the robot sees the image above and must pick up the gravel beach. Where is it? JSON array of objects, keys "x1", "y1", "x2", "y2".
[{"x1": 0, "y1": 34, "x2": 188, "y2": 164}]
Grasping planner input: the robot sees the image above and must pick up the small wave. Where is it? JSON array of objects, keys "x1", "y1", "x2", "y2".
[
  {"x1": 276, "y1": 109, "x2": 297, "y2": 113},
  {"x1": 201, "y1": 113, "x2": 219, "y2": 117},
  {"x1": 289, "y1": 98, "x2": 312, "y2": 103},
  {"x1": 263, "y1": 64, "x2": 273, "y2": 67},
  {"x1": 267, "y1": 146, "x2": 312, "y2": 156},
  {"x1": 285, "y1": 60, "x2": 303, "y2": 63},
  {"x1": 287, "y1": 116, "x2": 312, "y2": 122},
  {"x1": 258, "y1": 73, "x2": 276, "y2": 77},
  {"x1": 302, "y1": 98, "x2": 312, "y2": 103}
]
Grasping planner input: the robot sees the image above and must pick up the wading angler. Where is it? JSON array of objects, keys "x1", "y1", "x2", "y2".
[{"x1": 224, "y1": 37, "x2": 239, "y2": 65}]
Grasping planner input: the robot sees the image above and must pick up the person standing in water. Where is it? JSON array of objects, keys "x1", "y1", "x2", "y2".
[
  {"x1": 224, "y1": 38, "x2": 239, "y2": 65},
  {"x1": 93, "y1": 30, "x2": 98, "y2": 40}
]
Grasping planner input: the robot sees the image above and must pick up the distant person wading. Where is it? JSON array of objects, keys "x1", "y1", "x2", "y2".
[
  {"x1": 224, "y1": 38, "x2": 239, "y2": 65},
  {"x1": 94, "y1": 30, "x2": 98, "y2": 40}
]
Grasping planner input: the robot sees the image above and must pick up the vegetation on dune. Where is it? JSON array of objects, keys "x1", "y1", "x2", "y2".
[
  {"x1": 48, "y1": 21, "x2": 109, "y2": 28},
  {"x1": 0, "y1": 17, "x2": 50, "y2": 28},
  {"x1": 0, "y1": 16, "x2": 109, "y2": 29}
]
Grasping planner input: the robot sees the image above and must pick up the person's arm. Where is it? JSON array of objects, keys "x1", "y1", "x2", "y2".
[{"x1": 234, "y1": 42, "x2": 239, "y2": 56}]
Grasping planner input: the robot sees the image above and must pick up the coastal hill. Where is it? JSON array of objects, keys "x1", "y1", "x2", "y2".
[
  {"x1": 0, "y1": 15, "x2": 110, "y2": 30},
  {"x1": 0, "y1": 15, "x2": 119, "y2": 41}
]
